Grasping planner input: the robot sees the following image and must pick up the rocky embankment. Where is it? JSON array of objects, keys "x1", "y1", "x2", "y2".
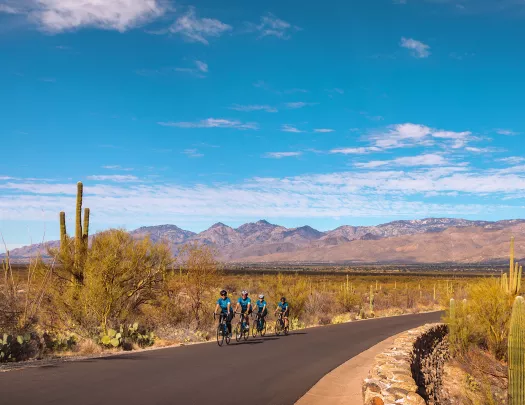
[{"x1": 362, "y1": 323, "x2": 449, "y2": 405}]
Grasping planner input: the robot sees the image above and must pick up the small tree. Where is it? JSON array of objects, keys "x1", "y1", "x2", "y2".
[
  {"x1": 81, "y1": 230, "x2": 172, "y2": 333},
  {"x1": 177, "y1": 243, "x2": 220, "y2": 328}
]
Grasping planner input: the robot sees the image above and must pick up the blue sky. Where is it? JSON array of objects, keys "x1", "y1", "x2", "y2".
[{"x1": 1, "y1": 0, "x2": 525, "y2": 251}]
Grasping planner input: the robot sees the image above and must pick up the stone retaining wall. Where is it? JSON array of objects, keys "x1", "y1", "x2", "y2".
[{"x1": 362, "y1": 323, "x2": 449, "y2": 405}]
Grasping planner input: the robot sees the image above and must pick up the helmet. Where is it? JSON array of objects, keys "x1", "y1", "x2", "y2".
[
  {"x1": 281, "y1": 296, "x2": 286, "y2": 302},
  {"x1": 258, "y1": 294, "x2": 264, "y2": 299},
  {"x1": 220, "y1": 290, "x2": 227, "y2": 296},
  {"x1": 241, "y1": 290, "x2": 248, "y2": 295}
]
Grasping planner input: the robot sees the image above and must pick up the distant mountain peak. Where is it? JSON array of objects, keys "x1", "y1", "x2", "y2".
[{"x1": 210, "y1": 222, "x2": 228, "y2": 229}]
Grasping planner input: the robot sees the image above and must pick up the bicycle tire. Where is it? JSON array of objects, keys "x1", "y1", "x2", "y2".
[
  {"x1": 217, "y1": 325, "x2": 224, "y2": 347},
  {"x1": 225, "y1": 330, "x2": 231, "y2": 345},
  {"x1": 275, "y1": 319, "x2": 282, "y2": 336},
  {"x1": 235, "y1": 324, "x2": 242, "y2": 342},
  {"x1": 252, "y1": 322, "x2": 258, "y2": 338},
  {"x1": 261, "y1": 321, "x2": 266, "y2": 337},
  {"x1": 284, "y1": 325, "x2": 289, "y2": 335}
]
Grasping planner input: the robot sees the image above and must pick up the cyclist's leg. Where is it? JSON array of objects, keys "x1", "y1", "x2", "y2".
[{"x1": 226, "y1": 311, "x2": 233, "y2": 334}]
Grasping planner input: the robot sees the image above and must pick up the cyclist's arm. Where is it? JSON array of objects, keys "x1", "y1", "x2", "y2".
[
  {"x1": 214, "y1": 303, "x2": 220, "y2": 315},
  {"x1": 234, "y1": 302, "x2": 240, "y2": 313},
  {"x1": 227, "y1": 302, "x2": 231, "y2": 314}
]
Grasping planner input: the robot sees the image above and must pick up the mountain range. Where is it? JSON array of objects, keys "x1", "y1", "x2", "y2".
[{"x1": 3, "y1": 218, "x2": 524, "y2": 264}]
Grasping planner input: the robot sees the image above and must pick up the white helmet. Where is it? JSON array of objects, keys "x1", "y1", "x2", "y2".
[
  {"x1": 259, "y1": 294, "x2": 264, "y2": 299},
  {"x1": 241, "y1": 290, "x2": 248, "y2": 295}
]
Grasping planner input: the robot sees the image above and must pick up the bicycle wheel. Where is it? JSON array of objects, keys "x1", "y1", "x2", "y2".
[
  {"x1": 252, "y1": 321, "x2": 258, "y2": 338},
  {"x1": 275, "y1": 319, "x2": 282, "y2": 336},
  {"x1": 261, "y1": 320, "x2": 267, "y2": 337},
  {"x1": 217, "y1": 325, "x2": 224, "y2": 347},
  {"x1": 243, "y1": 326, "x2": 249, "y2": 341},
  {"x1": 225, "y1": 328, "x2": 231, "y2": 345},
  {"x1": 235, "y1": 324, "x2": 242, "y2": 342},
  {"x1": 284, "y1": 324, "x2": 289, "y2": 335}
]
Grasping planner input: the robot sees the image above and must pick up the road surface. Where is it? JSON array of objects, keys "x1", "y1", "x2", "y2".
[{"x1": 0, "y1": 311, "x2": 442, "y2": 405}]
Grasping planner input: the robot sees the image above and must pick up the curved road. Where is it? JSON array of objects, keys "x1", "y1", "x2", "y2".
[{"x1": 0, "y1": 312, "x2": 442, "y2": 405}]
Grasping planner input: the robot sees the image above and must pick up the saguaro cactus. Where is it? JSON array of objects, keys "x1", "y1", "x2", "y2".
[
  {"x1": 449, "y1": 298, "x2": 456, "y2": 353},
  {"x1": 508, "y1": 296, "x2": 525, "y2": 405},
  {"x1": 369, "y1": 285, "x2": 374, "y2": 315},
  {"x1": 502, "y1": 237, "x2": 522, "y2": 295},
  {"x1": 59, "y1": 181, "x2": 90, "y2": 283}
]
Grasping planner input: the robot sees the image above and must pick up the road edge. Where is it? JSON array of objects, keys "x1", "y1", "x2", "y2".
[{"x1": 294, "y1": 332, "x2": 404, "y2": 405}]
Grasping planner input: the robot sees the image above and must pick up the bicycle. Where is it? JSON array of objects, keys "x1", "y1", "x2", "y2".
[
  {"x1": 234, "y1": 312, "x2": 250, "y2": 342},
  {"x1": 251, "y1": 312, "x2": 267, "y2": 337},
  {"x1": 274, "y1": 311, "x2": 289, "y2": 336},
  {"x1": 214, "y1": 313, "x2": 231, "y2": 347}
]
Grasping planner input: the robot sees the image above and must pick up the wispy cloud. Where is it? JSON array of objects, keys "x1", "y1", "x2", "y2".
[
  {"x1": 253, "y1": 81, "x2": 308, "y2": 95},
  {"x1": 264, "y1": 151, "x2": 302, "y2": 159},
  {"x1": 285, "y1": 102, "x2": 317, "y2": 109},
  {"x1": 229, "y1": 104, "x2": 278, "y2": 113},
  {"x1": 102, "y1": 165, "x2": 134, "y2": 171},
  {"x1": 86, "y1": 175, "x2": 140, "y2": 182},
  {"x1": 329, "y1": 147, "x2": 380, "y2": 155},
  {"x1": 498, "y1": 157, "x2": 525, "y2": 165},
  {"x1": 158, "y1": 118, "x2": 258, "y2": 130},
  {"x1": 400, "y1": 37, "x2": 431, "y2": 58},
  {"x1": 465, "y1": 146, "x2": 503, "y2": 153},
  {"x1": 281, "y1": 124, "x2": 305, "y2": 133},
  {"x1": 370, "y1": 123, "x2": 473, "y2": 150},
  {"x1": 0, "y1": 4, "x2": 20, "y2": 14},
  {"x1": 247, "y1": 13, "x2": 301, "y2": 40},
  {"x1": 314, "y1": 128, "x2": 335, "y2": 133},
  {"x1": 174, "y1": 60, "x2": 209, "y2": 78},
  {"x1": 355, "y1": 154, "x2": 449, "y2": 168},
  {"x1": 496, "y1": 129, "x2": 519, "y2": 136},
  {"x1": 168, "y1": 6, "x2": 231, "y2": 45},
  {"x1": 25, "y1": 0, "x2": 166, "y2": 33},
  {"x1": 2, "y1": 166, "x2": 524, "y2": 224},
  {"x1": 182, "y1": 149, "x2": 204, "y2": 158}
]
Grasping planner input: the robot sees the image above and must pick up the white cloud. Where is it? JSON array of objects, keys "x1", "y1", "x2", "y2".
[
  {"x1": 249, "y1": 13, "x2": 300, "y2": 40},
  {"x1": 496, "y1": 129, "x2": 519, "y2": 136},
  {"x1": 314, "y1": 129, "x2": 335, "y2": 133},
  {"x1": 29, "y1": 0, "x2": 165, "y2": 32},
  {"x1": 2, "y1": 166, "x2": 524, "y2": 225},
  {"x1": 182, "y1": 149, "x2": 204, "y2": 158},
  {"x1": 264, "y1": 152, "x2": 302, "y2": 159},
  {"x1": 195, "y1": 60, "x2": 208, "y2": 73},
  {"x1": 0, "y1": 4, "x2": 20, "y2": 14},
  {"x1": 86, "y1": 175, "x2": 140, "y2": 182},
  {"x1": 169, "y1": 7, "x2": 231, "y2": 45},
  {"x1": 499, "y1": 157, "x2": 525, "y2": 165},
  {"x1": 174, "y1": 60, "x2": 208, "y2": 78},
  {"x1": 285, "y1": 102, "x2": 317, "y2": 109},
  {"x1": 158, "y1": 118, "x2": 258, "y2": 130},
  {"x1": 400, "y1": 37, "x2": 431, "y2": 58},
  {"x1": 370, "y1": 123, "x2": 473, "y2": 150},
  {"x1": 229, "y1": 104, "x2": 278, "y2": 113},
  {"x1": 281, "y1": 124, "x2": 304, "y2": 133},
  {"x1": 102, "y1": 165, "x2": 134, "y2": 171},
  {"x1": 329, "y1": 147, "x2": 380, "y2": 155},
  {"x1": 465, "y1": 146, "x2": 502, "y2": 153},
  {"x1": 356, "y1": 154, "x2": 449, "y2": 168}
]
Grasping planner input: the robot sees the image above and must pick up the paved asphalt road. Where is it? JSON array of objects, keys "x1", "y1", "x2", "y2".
[{"x1": 1, "y1": 311, "x2": 442, "y2": 405}]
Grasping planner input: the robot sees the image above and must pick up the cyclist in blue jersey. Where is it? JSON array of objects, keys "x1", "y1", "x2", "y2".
[
  {"x1": 214, "y1": 290, "x2": 233, "y2": 336},
  {"x1": 255, "y1": 294, "x2": 267, "y2": 327},
  {"x1": 275, "y1": 296, "x2": 290, "y2": 329},
  {"x1": 234, "y1": 290, "x2": 252, "y2": 330}
]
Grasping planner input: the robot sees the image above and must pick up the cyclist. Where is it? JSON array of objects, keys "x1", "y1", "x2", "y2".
[
  {"x1": 275, "y1": 296, "x2": 290, "y2": 329},
  {"x1": 234, "y1": 290, "x2": 252, "y2": 330},
  {"x1": 214, "y1": 290, "x2": 233, "y2": 336},
  {"x1": 255, "y1": 294, "x2": 267, "y2": 328}
]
